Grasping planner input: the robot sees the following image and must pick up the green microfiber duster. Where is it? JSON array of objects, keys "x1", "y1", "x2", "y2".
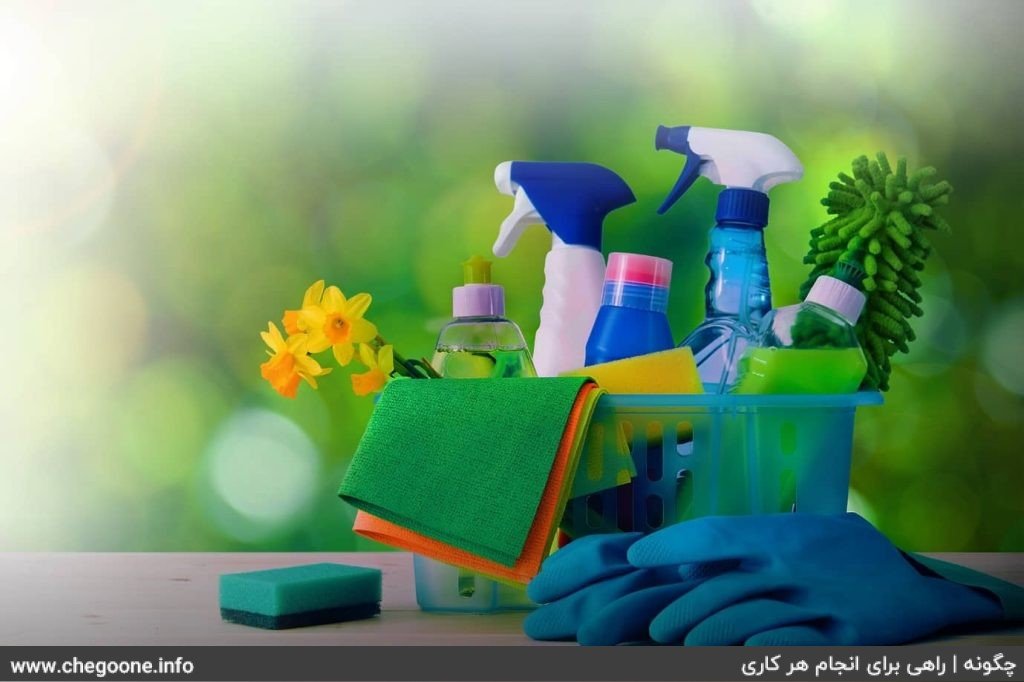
[
  {"x1": 799, "y1": 153, "x2": 952, "y2": 391},
  {"x1": 219, "y1": 563, "x2": 381, "y2": 630}
]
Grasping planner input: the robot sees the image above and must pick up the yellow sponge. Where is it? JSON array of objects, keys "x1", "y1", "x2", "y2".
[{"x1": 564, "y1": 347, "x2": 703, "y2": 394}]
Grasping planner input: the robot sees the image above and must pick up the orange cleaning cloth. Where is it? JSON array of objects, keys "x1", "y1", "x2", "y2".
[{"x1": 351, "y1": 381, "x2": 601, "y2": 584}]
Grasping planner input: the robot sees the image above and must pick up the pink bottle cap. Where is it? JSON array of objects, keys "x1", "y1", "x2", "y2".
[{"x1": 605, "y1": 252, "x2": 673, "y2": 288}]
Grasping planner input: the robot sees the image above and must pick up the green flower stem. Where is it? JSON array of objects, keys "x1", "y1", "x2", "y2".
[
  {"x1": 373, "y1": 335, "x2": 440, "y2": 379},
  {"x1": 418, "y1": 357, "x2": 442, "y2": 378}
]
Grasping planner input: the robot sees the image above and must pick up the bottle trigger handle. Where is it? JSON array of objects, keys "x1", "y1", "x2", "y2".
[
  {"x1": 655, "y1": 125, "x2": 702, "y2": 215},
  {"x1": 493, "y1": 162, "x2": 543, "y2": 258}
]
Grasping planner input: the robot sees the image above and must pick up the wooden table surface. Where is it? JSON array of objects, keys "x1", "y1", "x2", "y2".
[{"x1": 0, "y1": 553, "x2": 1020, "y2": 646}]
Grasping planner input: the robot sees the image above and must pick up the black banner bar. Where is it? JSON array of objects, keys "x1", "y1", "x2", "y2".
[{"x1": 1, "y1": 646, "x2": 1021, "y2": 681}]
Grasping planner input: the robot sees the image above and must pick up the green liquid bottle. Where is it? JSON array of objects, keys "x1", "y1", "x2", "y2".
[
  {"x1": 414, "y1": 256, "x2": 536, "y2": 613},
  {"x1": 736, "y1": 261, "x2": 868, "y2": 395},
  {"x1": 431, "y1": 255, "x2": 536, "y2": 379}
]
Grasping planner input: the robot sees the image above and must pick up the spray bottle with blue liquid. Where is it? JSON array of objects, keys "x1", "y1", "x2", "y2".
[
  {"x1": 493, "y1": 161, "x2": 636, "y2": 376},
  {"x1": 656, "y1": 125, "x2": 804, "y2": 393}
]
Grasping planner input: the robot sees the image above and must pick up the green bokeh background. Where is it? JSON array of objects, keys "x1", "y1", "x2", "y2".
[{"x1": 1, "y1": 0, "x2": 1021, "y2": 552}]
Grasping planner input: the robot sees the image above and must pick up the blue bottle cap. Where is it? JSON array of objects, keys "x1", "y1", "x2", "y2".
[{"x1": 715, "y1": 188, "x2": 770, "y2": 228}]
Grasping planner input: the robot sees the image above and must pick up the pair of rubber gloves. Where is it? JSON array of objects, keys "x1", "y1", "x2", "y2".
[{"x1": 525, "y1": 513, "x2": 1021, "y2": 645}]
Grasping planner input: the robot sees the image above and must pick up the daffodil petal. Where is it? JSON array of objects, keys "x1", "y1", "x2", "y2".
[
  {"x1": 349, "y1": 317, "x2": 378, "y2": 344},
  {"x1": 333, "y1": 342, "x2": 355, "y2": 366},
  {"x1": 286, "y1": 334, "x2": 310, "y2": 356},
  {"x1": 268, "y1": 322, "x2": 286, "y2": 345},
  {"x1": 261, "y1": 323, "x2": 287, "y2": 352},
  {"x1": 299, "y1": 307, "x2": 325, "y2": 328},
  {"x1": 299, "y1": 309, "x2": 330, "y2": 352},
  {"x1": 323, "y1": 286, "x2": 346, "y2": 312},
  {"x1": 259, "y1": 357, "x2": 276, "y2": 382},
  {"x1": 358, "y1": 343, "x2": 376, "y2": 368},
  {"x1": 378, "y1": 345, "x2": 394, "y2": 375},
  {"x1": 351, "y1": 369, "x2": 386, "y2": 397},
  {"x1": 350, "y1": 371, "x2": 371, "y2": 396},
  {"x1": 282, "y1": 310, "x2": 303, "y2": 335},
  {"x1": 278, "y1": 374, "x2": 300, "y2": 398},
  {"x1": 303, "y1": 280, "x2": 326, "y2": 308},
  {"x1": 345, "y1": 293, "x2": 372, "y2": 319},
  {"x1": 306, "y1": 338, "x2": 331, "y2": 354},
  {"x1": 261, "y1": 350, "x2": 302, "y2": 399},
  {"x1": 296, "y1": 354, "x2": 331, "y2": 377}
]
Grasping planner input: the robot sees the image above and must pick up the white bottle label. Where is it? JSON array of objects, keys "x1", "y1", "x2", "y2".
[{"x1": 533, "y1": 247, "x2": 605, "y2": 376}]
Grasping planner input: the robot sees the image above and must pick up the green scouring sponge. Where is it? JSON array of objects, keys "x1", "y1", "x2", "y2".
[
  {"x1": 219, "y1": 563, "x2": 382, "y2": 630},
  {"x1": 799, "y1": 152, "x2": 952, "y2": 391}
]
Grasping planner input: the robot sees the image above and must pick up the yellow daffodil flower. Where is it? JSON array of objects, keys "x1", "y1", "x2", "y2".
[
  {"x1": 351, "y1": 343, "x2": 394, "y2": 396},
  {"x1": 301, "y1": 286, "x2": 377, "y2": 366},
  {"x1": 282, "y1": 280, "x2": 325, "y2": 335},
  {"x1": 260, "y1": 322, "x2": 331, "y2": 398}
]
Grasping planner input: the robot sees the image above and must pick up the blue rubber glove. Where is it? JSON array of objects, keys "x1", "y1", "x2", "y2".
[
  {"x1": 625, "y1": 513, "x2": 1004, "y2": 645},
  {"x1": 525, "y1": 532, "x2": 731, "y2": 644}
]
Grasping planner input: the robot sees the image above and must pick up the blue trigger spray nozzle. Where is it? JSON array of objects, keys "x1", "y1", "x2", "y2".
[{"x1": 493, "y1": 162, "x2": 635, "y2": 255}]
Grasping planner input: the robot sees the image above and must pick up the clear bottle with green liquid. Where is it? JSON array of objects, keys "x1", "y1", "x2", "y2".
[
  {"x1": 414, "y1": 256, "x2": 537, "y2": 612},
  {"x1": 735, "y1": 261, "x2": 869, "y2": 394}
]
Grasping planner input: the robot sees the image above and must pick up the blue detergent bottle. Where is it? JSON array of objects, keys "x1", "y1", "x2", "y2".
[
  {"x1": 585, "y1": 252, "x2": 675, "y2": 365},
  {"x1": 655, "y1": 125, "x2": 804, "y2": 393}
]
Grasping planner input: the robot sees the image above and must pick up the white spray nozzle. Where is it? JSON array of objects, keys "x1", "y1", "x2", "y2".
[
  {"x1": 493, "y1": 162, "x2": 542, "y2": 258},
  {"x1": 688, "y1": 127, "x2": 803, "y2": 191},
  {"x1": 494, "y1": 161, "x2": 514, "y2": 195},
  {"x1": 656, "y1": 125, "x2": 804, "y2": 214}
]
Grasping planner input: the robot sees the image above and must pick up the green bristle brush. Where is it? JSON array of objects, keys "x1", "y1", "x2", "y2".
[{"x1": 798, "y1": 153, "x2": 952, "y2": 391}]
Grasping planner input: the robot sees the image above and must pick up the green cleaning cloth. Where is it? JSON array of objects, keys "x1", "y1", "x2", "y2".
[{"x1": 339, "y1": 377, "x2": 590, "y2": 567}]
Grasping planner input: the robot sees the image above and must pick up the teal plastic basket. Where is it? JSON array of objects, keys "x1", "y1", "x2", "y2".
[
  {"x1": 413, "y1": 555, "x2": 534, "y2": 613},
  {"x1": 563, "y1": 391, "x2": 882, "y2": 536}
]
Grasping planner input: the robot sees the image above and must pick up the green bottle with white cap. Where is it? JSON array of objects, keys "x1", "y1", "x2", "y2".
[{"x1": 735, "y1": 260, "x2": 869, "y2": 394}]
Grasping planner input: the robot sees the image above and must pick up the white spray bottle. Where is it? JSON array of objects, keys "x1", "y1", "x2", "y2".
[{"x1": 493, "y1": 161, "x2": 636, "y2": 376}]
